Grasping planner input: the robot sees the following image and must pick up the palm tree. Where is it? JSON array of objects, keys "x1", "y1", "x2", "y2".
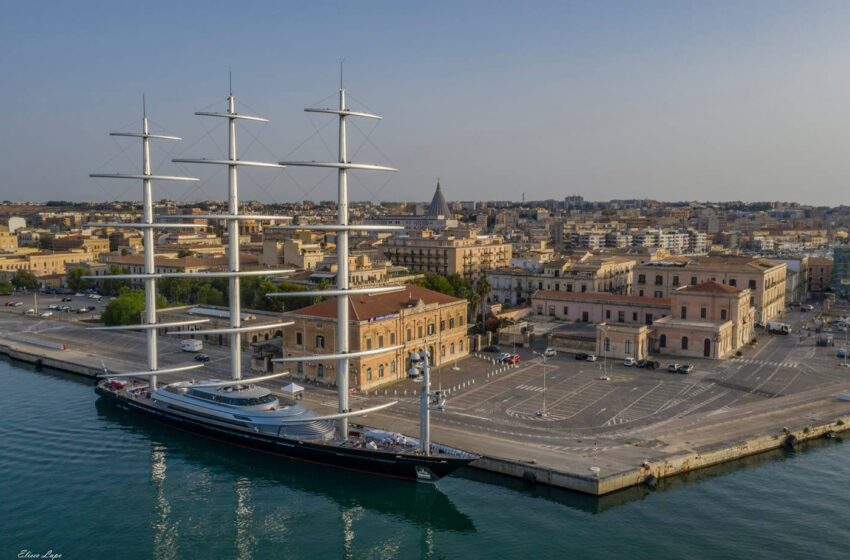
[
  {"x1": 468, "y1": 292, "x2": 481, "y2": 329},
  {"x1": 475, "y1": 278, "x2": 492, "y2": 332}
]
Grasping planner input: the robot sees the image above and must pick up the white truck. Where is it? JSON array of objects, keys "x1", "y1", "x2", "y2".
[
  {"x1": 181, "y1": 339, "x2": 203, "y2": 352},
  {"x1": 767, "y1": 322, "x2": 792, "y2": 335}
]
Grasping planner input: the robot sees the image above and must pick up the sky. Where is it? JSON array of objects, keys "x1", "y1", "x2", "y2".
[{"x1": 3, "y1": 1, "x2": 850, "y2": 206}]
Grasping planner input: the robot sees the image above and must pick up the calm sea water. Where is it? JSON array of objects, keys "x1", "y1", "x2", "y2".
[{"x1": 2, "y1": 357, "x2": 849, "y2": 559}]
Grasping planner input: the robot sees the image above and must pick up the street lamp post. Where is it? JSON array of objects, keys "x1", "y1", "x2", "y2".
[{"x1": 532, "y1": 350, "x2": 548, "y2": 417}]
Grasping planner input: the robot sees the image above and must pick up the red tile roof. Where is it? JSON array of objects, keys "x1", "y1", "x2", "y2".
[
  {"x1": 288, "y1": 285, "x2": 464, "y2": 321},
  {"x1": 678, "y1": 281, "x2": 741, "y2": 294}
]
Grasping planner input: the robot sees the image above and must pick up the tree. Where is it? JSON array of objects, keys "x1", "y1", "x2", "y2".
[
  {"x1": 66, "y1": 267, "x2": 88, "y2": 292},
  {"x1": 0, "y1": 279, "x2": 13, "y2": 295},
  {"x1": 176, "y1": 249, "x2": 194, "y2": 258},
  {"x1": 97, "y1": 266, "x2": 130, "y2": 296},
  {"x1": 102, "y1": 288, "x2": 167, "y2": 326},
  {"x1": 196, "y1": 284, "x2": 225, "y2": 306},
  {"x1": 11, "y1": 270, "x2": 38, "y2": 290},
  {"x1": 474, "y1": 278, "x2": 492, "y2": 332}
]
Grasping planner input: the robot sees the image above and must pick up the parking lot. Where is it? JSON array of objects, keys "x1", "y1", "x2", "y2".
[
  {"x1": 353, "y1": 306, "x2": 850, "y2": 446},
  {"x1": 1, "y1": 290, "x2": 109, "y2": 321}
]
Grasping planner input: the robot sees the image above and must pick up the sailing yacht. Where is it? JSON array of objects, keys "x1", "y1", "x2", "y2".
[{"x1": 88, "y1": 85, "x2": 477, "y2": 482}]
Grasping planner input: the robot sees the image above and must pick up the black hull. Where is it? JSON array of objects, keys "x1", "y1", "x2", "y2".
[{"x1": 96, "y1": 386, "x2": 475, "y2": 482}]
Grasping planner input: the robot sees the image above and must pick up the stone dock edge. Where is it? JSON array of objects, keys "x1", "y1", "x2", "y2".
[{"x1": 4, "y1": 341, "x2": 848, "y2": 496}]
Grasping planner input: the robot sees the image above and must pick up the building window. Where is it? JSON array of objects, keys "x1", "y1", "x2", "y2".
[
  {"x1": 632, "y1": 312, "x2": 638, "y2": 321},
  {"x1": 459, "y1": 316, "x2": 464, "y2": 326},
  {"x1": 581, "y1": 284, "x2": 587, "y2": 293},
  {"x1": 681, "y1": 306, "x2": 687, "y2": 319},
  {"x1": 449, "y1": 318, "x2": 455, "y2": 329},
  {"x1": 418, "y1": 325, "x2": 424, "y2": 338},
  {"x1": 390, "y1": 333, "x2": 396, "y2": 345},
  {"x1": 749, "y1": 280, "x2": 757, "y2": 290},
  {"x1": 563, "y1": 306, "x2": 569, "y2": 316},
  {"x1": 428, "y1": 323, "x2": 435, "y2": 336},
  {"x1": 407, "y1": 328, "x2": 412, "y2": 342},
  {"x1": 391, "y1": 361, "x2": 397, "y2": 374},
  {"x1": 639, "y1": 289, "x2": 644, "y2": 297},
  {"x1": 606, "y1": 309, "x2": 611, "y2": 319},
  {"x1": 729, "y1": 279, "x2": 737, "y2": 287},
  {"x1": 721, "y1": 309, "x2": 727, "y2": 320},
  {"x1": 459, "y1": 339, "x2": 464, "y2": 351},
  {"x1": 672, "y1": 275, "x2": 680, "y2": 286},
  {"x1": 379, "y1": 364, "x2": 384, "y2": 378},
  {"x1": 700, "y1": 307, "x2": 707, "y2": 319},
  {"x1": 618, "y1": 311, "x2": 625, "y2": 323},
  {"x1": 366, "y1": 338, "x2": 372, "y2": 350},
  {"x1": 691, "y1": 276, "x2": 697, "y2": 286},
  {"x1": 317, "y1": 364, "x2": 324, "y2": 378},
  {"x1": 296, "y1": 332, "x2": 303, "y2": 345},
  {"x1": 440, "y1": 320, "x2": 445, "y2": 332},
  {"x1": 537, "y1": 305, "x2": 543, "y2": 315},
  {"x1": 625, "y1": 340, "x2": 631, "y2": 355},
  {"x1": 660, "y1": 334, "x2": 667, "y2": 348},
  {"x1": 655, "y1": 290, "x2": 663, "y2": 298},
  {"x1": 655, "y1": 275, "x2": 663, "y2": 286},
  {"x1": 750, "y1": 296, "x2": 755, "y2": 306},
  {"x1": 638, "y1": 274, "x2": 646, "y2": 285},
  {"x1": 646, "y1": 313, "x2": 653, "y2": 325},
  {"x1": 567, "y1": 284, "x2": 573, "y2": 292},
  {"x1": 539, "y1": 282, "x2": 543, "y2": 290},
  {"x1": 378, "y1": 335, "x2": 384, "y2": 347},
  {"x1": 681, "y1": 336, "x2": 689, "y2": 350},
  {"x1": 297, "y1": 361, "x2": 304, "y2": 375},
  {"x1": 367, "y1": 368, "x2": 372, "y2": 381},
  {"x1": 548, "y1": 305, "x2": 555, "y2": 316},
  {"x1": 451, "y1": 342, "x2": 455, "y2": 354},
  {"x1": 316, "y1": 335, "x2": 325, "y2": 349},
  {"x1": 604, "y1": 337, "x2": 611, "y2": 352},
  {"x1": 441, "y1": 344, "x2": 446, "y2": 357}
]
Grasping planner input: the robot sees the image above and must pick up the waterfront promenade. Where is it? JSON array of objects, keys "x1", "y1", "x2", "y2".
[{"x1": 1, "y1": 300, "x2": 849, "y2": 495}]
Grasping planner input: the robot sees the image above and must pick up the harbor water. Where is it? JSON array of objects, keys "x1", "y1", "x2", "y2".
[{"x1": 2, "y1": 358, "x2": 849, "y2": 559}]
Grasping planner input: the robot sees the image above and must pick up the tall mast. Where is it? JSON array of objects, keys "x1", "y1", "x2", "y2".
[
  {"x1": 86, "y1": 99, "x2": 207, "y2": 389},
  {"x1": 172, "y1": 83, "x2": 293, "y2": 381},
  {"x1": 272, "y1": 77, "x2": 402, "y2": 440}
]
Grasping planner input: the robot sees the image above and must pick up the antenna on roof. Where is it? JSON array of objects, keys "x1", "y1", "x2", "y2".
[
  {"x1": 142, "y1": 94, "x2": 146, "y2": 119},
  {"x1": 229, "y1": 70, "x2": 232, "y2": 95}
]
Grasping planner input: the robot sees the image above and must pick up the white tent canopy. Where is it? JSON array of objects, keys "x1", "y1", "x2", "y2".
[{"x1": 281, "y1": 383, "x2": 304, "y2": 396}]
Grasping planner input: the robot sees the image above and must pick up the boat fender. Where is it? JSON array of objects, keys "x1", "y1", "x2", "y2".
[
  {"x1": 784, "y1": 434, "x2": 798, "y2": 448},
  {"x1": 644, "y1": 474, "x2": 658, "y2": 489}
]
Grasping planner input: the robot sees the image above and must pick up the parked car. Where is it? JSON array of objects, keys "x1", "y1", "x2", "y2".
[
  {"x1": 585, "y1": 354, "x2": 598, "y2": 362},
  {"x1": 24, "y1": 308, "x2": 36, "y2": 315},
  {"x1": 497, "y1": 352, "x2": 512, "y2": 363},
  {"x1": 87, "y1": 305, "x2": 96, "y2": 311},
  {"x1": 47, "y1": 304, "x2": 59, "y2": 310},
  {"x1": 4, "y1": 301, "x2": 13, "y2": 307},
  {"x1": 543, "y1": 348, "x2": 557, "y2": 358},
  {"x1": 11, "y1": 301, "x2": 22, "y2": 307},
  {"x1": 678, "y1": 364, "x2": 695, "y2": 374},
  {"x1": 637, "y1": 360, "x2": 660, "y2": 369},
  {"x1": 193, "y1": 353, "x2": 210, "y2": 362},
  {"x1": 482, "y1": 345, "x2": 500, "y2": 353},
  {"x1": 61, "y1": 297, "x2": 73, "y2": 302},
  {"x1": 803, "y1": 304, "x2": 815, "y2": 311},
  {"x1": 574, "y1": 353, "x2": 589, "y2": 360},
  {"x1": 837, "y1": 348, "x2": 847, "y2": 359},
  {"x1": 505, "y1": 354, "x2": 521, "y2": 365},
  {"x1": 754, "y1": 321, "x2": 765, "y2": 329},
  {"x1": 667, "y1": 363, "x2": 681, "y2": 373},
  {"x1": 40, "y1": 311, "x2": 53, "y2": 318},
  {"x1": 76, "y1": 308, "x2": 90, "y2": 314},
  {"x1": 61, "y1": 306, "x2": 71, "y2": 312},
  {"x1": 623, "y1": 357, "x2": 637, "y2": 367}
]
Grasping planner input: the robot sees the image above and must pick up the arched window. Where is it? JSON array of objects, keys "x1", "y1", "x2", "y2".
[
  {"x1": 459, "y1": 340, "x2": 463, "y2": 352},
  {"x1": 252, "y1": 335, "x2": 258, "y2": 344},
  {"x1": 379, "y1": 364, "x2": 384, "y2": 378},
  {"x1": 366, "y1": 368, "x2": 372, "y2": 381},
  {"x1": 441, "y1": 344, "x2": 446, "y2": 357},
  {"x1": 450, "y1": 342, "x2": 455, "y2": 354},
  {"x1": 316, "y1": 335, "x2": 325, "y2": 349},
  {"x1": 264, "y1": 333, "x2": 269, "y2": 341},
  {"x1": 274, "y1": 330, "x2": 283, "y2": 338},
  {"x1": 449, "y1": 318, "x2": 455, "y2": 329},
  {"x1": 659, "y1": 334, "x2": 667, "y2": 348},
  {"x1": 391, "y1": 361, "x2": 397, "y2": 374},
  {"x1": 681, "y1": 336, "x2": 689, "y2": 350}
]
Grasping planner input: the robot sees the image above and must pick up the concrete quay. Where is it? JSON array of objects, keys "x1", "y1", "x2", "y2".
[{"x1": 2, "y1": 309, "x2": 849, "y2": 496}]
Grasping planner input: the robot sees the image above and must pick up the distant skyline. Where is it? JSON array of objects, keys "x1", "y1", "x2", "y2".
[{"x1": 4, "y1": 1, "x2": 850, "y2": 205}]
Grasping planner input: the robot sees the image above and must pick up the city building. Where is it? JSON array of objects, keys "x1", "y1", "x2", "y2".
[
  {"x1": 382, "y1": 228, "x2": 512, "y2": 280},
  {"x1": 279, "y1": 285, "x2": 468, "y2": 390},
  {"x1": 632, "y1": 256, "x2": 786, "y2": 322},
  {"x1": 802, "y1": 256, "x2": 833, "y2": 295},
  {"x1": 365, "y1": 181, "x2": 459, "y2": 231},
  {"x1": 831, "y1": 239, "x2": 850, "y2": 299}
]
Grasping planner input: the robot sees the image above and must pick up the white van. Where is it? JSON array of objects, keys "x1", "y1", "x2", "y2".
[{"x1": 181, "y1": 339, "x2": 203, "y2": 352}]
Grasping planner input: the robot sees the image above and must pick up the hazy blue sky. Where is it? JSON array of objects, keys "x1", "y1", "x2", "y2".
[{"x1": 3, "y1": 1, "x2": 850, "y2": 205}]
